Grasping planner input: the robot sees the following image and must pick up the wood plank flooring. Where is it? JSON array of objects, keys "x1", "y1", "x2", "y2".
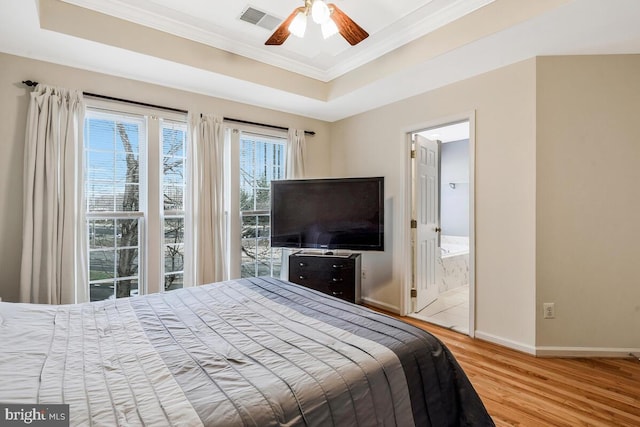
[{"x1": 385, "y1": 313, "x2": 640, "y2": 426}]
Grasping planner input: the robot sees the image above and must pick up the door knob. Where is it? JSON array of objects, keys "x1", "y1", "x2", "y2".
[{"x1": 435, "y1": 227, "x2": 442, "y2": 232}]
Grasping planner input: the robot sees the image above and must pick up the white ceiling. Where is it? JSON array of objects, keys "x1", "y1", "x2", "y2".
[
  {"x1": 418, "y1": 122, "x2": 469, "y2": 143},
  {"x1": 57, "y1": 0, "x2": 494, "y2": 82},
  {"x1": 2, "y1": 0, "x2": 640, "y2": 122}
]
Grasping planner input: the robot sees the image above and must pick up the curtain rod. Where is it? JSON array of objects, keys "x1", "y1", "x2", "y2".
[
  {"x1": 222, "y1": 117, "x2": 315, "y2": 136},
  {"x1": 21, "y1": 80, "x2": 315, "y2": 136}
]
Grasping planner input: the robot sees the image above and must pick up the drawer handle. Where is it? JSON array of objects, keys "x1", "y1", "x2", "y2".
[
  {"x1": 332, "y1": 291, "x2": 344, "y2": 296},
  {"x1": 331, "y1": 278, "x2": 343, "y2": 282},
  {"x1": 299, "y1": 262, "x2": 306, "y2": 267},
  {"x1": 299, "y1": 275, "x2": 305, "y2": 280},
  {"x1": 332, "y1": 264, "x2": 344, "y2": 269}
]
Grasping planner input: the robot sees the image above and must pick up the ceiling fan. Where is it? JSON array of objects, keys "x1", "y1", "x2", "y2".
[{"x1": 265, "y1": 0, "x2": 369, "y2": 46}]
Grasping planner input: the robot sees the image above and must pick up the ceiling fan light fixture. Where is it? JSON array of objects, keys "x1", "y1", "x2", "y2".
[
  {"x1": 311, "y1": 0, "x2": 330, "y2": 24},
  {"x1": 266, "y1": 1, "x2": 368, "y2": 46},
  {"x1": 321, "y1": 18, "x2": 339, "y2": 39},
  {"x1": 288, "y1": 10, "x2": 307, "y2": 38}
]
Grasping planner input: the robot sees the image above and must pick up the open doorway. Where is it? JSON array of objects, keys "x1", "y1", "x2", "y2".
[{"x1": 407, "y1": 119, "x2": 474, "y2": 335}]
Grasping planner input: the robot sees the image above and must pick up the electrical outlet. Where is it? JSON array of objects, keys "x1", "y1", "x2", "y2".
[{"x1": 543, "y1": 303, "x2": 555, "y2": 319}]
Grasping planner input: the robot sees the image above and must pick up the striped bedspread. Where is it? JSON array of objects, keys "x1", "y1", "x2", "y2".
[{"x1": 0, "y1": 277, "x2": 492, "y2": 426}]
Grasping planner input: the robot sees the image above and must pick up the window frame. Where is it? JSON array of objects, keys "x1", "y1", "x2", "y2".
[
  {"x1": 226, "y1": 125, "x2": 287, "y2": 279},
  {"x1": 83, "y1": 99, "x2": 189, "y2": 300}
]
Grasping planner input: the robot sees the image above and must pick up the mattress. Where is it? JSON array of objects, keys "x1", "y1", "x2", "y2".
[{"x1": 0, "y1": 277, "x2": 493, "y2": 426}]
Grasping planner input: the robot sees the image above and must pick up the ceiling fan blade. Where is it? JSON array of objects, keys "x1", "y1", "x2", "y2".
[
  {"x1": 265, "y1": 7, "x2": 304, "y2": 45},
  {"x1": 328, "y1": 4, "x2": 369, "y2": 46}
]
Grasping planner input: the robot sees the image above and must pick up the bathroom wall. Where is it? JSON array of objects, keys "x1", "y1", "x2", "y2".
[{"x1": 441, "y1": 139, "x2": 469, "y2": 236}]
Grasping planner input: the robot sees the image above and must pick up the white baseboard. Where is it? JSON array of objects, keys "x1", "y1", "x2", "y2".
[
  {"x1": 475, "y1": 331, "x2": 639, "y2": 358},
  {"x1": 361, "y1": 297, "x2": 400, "y2": 314},
  {"x1": 535, "y1": 346, "x2": 640, "y2": 358},
  {"x1": 474, "y1": 330, "x2": 536, "y2": 355}
]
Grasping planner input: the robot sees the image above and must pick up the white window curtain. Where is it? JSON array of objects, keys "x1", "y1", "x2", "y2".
[
  {"x1": 286, "y1": 128, "x2": 306, "y2": 179},
  {"x1": 281, "y1": 128, "x2": 307, "y2": 280},
  {"x1": 189, "y1": 113, "x2": 228, "y2": 284},
  {"x1": 20, "y1": 84, "x2": 87, "y2": 304}
]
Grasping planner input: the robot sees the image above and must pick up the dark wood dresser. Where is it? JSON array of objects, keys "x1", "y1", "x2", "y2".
[{"x1": 288, "y1": 252, "x2": 361, "y2": 304}]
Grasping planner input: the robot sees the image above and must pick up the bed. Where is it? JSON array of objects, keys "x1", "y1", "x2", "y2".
[{"x1": 0, "y1": 277, "x2": 493, "y2": 426}]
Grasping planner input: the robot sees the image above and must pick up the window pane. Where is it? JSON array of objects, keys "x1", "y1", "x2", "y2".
[
  {"x1": 117, "y1": 248, "x2": 138, "y2": 278},
  {"x1": 241, "y1": 238, "x2": 256, "y2": 278},
  {"x1": 271, "y1": 247, "x2": 282, "y2": 277},
  {"x1": 164, "y1": 273, "x2": 183, "y2": 291},
  {"x1": 87, "y1": 151, "x2": 114, "y2": 181},
  {"x1": 113, "y1": 184, "x2": 139, "y2": 211},
  {"x1": 115, "y1": 279, "x2": 137, "y2": 298},
  {"x1": 240, "y1": 187, "x2": 255, "y2": 211},
  {"x1": 90, "y1": 250, "x2": 115, "y2": 281},
  {"x1": 163, "y1": 159, "x2": 183, "y2": 183},
  {"x1": 241, "y1": 216, "x2": 257, "y2": 239},
  {"x1": 164, "y1": 218, "x2": 184, "y2": 244},
  {"x1": 128, "y1": 279, "x2": 139, "y2": 297},
  {"x1": 85, "y1": 119, "x2": 114, "y2": 151},
  {"x1": 87, "y1": 183, "x2": 115, "y2": 212},
  {"x1": 255, "y1": 189, "x2": 270, "y2": 210},
  {"x1": 163, "y1": 185, "x2": 184, "y2": 210},
  {"x1": 115, "y1": 152, "x2": 139, "y2": 183},
  {"x1": 164, "y1": 245, "x2": 184, "y2": 272},
  {"x1": 117, "y1": 219, "x2": 139, "y2": 247},
  {"x1": 162, "y1": 122, "x2": 186, "y2": 216},
  {"x1": 254, "y1": 239, "x2": 273, "y2": 276},
  {"x1": 89, "y1": 219, "x2": 115, "y2": 249},
  {"x1": 163, "y1": 126, "x2": 185, "y2": 156},
  {"x1": 115, "y1": 122, "x2": 140, "y2": 154},
  {"x1": 257, "y1": 215, "x2": 271, "y2": 238},
  {"x1": 90, "y1": 282, "x2": 114, "y2": 302}
]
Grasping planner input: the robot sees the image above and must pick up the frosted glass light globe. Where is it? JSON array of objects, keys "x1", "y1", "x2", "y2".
[{"x1": 311, "y1": 0, "x2": 330, "y2": 24}]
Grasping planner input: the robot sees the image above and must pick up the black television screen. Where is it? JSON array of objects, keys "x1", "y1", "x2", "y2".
[{"x1": 270, "y1": 177, "x2": 384, "y2": 251}]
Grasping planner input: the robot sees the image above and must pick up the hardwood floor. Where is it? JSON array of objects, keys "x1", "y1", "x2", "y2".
[{"x1": 390, "y1": 314, "x2": 640, "y2": 426}]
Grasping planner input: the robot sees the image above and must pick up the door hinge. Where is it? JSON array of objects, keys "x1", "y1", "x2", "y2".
[
  {"x1": 410, "y1": 288, "x2": 417, "y2": 298},
  {"x1": 410, "y1": 150, "x2": 416, "y2": 159},
  {"x1": 410, "y1": 219, "x2": 417, "y2": 229}
]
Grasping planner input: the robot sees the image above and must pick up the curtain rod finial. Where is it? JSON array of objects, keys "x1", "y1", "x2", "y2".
[{"x1": 22, "y1": 80, "x2": 38, "y2": 87}]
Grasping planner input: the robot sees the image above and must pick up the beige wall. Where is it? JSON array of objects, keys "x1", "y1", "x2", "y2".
[
  {"x1": 332, "y1": 54, "x2": 640, "y2": 352},
  {"x1": 0, "y1": 52, "x2": 332, "y2": 302},
  {"x1": 332, "y1": 59, "x2": 538, "y2": 349},
  {"x1": 536, "y1": 55, "x2": 640, "y2": 350}
]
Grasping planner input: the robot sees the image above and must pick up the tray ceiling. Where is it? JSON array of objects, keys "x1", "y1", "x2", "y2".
[{"x1": 2, "y1": 0, "x2": 640, "y2": 121}]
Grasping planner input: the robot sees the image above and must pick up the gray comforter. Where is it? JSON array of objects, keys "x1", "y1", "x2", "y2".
[{"x1": 0, "y1": 277, "x2": 493, "y2": 426}]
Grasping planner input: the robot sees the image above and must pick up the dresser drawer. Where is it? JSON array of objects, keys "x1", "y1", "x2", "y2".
[{"x1": 289, "y1": 253, "x2": 361, "y2": 303}]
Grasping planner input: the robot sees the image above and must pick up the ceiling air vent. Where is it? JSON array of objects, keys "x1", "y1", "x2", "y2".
[{"x1": 239, "y1": 6, "x2": 281, "y2": 31}]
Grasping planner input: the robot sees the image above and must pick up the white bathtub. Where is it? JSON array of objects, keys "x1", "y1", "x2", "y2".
[{"x1": 438, "y1": 235, "x2": 469, "y2": 292}]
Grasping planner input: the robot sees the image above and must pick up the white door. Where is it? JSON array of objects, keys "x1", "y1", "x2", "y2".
[{"x1": 414, "y1": 134, "x2": 441, "y2": 312}]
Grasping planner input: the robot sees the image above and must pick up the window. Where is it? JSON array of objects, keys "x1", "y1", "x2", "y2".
[
  {"x1": 85, "y1": 106, "x2": 188, "y2": 301},
  {"x1": 162, "y1": 122, "x2": 187, "y2": 291},
  {"x1": 237, "y1": 132, "x2": 285, "y2": 278}
]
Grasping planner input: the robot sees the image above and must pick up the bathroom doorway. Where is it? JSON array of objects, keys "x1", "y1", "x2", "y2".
[{"x1": 408, "y1": 118, "x2": 474, "y2": 335}]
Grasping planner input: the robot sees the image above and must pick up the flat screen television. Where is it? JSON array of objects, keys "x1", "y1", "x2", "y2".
[{"x1": 270, "y1": 177, "x2": 384, "y2": 251}]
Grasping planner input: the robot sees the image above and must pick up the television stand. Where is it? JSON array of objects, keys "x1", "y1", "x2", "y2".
[{"x1": 288, "y1": 252, "x2": 361, "y2": 304}]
